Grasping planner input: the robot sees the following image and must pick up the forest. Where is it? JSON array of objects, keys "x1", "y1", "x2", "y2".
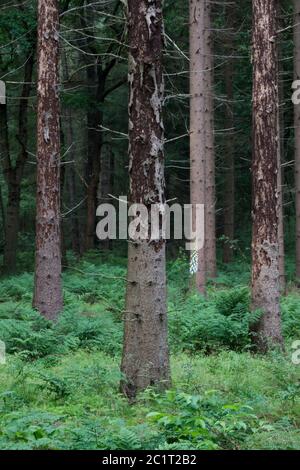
[{"x1": 0, "y1": 0, "x2": 300, "y2": 454}]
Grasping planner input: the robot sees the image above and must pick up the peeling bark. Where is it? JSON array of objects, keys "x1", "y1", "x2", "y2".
[
  {"x1": 251, "y1": 0, "x2": 283, "y2": 351},
  {"x1": 33, "y1": 0, "x2": 63, "y2": 320},
  {"x1": 121, "y1": 0, "x2": 170, "y2": 399}
]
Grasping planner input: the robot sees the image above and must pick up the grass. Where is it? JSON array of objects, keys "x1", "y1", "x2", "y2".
[{"x1": 0, "y1": 251, "x2": 299, "y2": 450}]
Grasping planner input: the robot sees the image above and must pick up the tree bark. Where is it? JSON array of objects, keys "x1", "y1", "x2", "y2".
[
  {"x1": 33, "y1": 0, "x2": 63, "y2": 320},
  {"x1": 294, "y1": 0, "x2": 300, "y2": 282},
  {"x1": 251, "y1": 0, "x2": 283, "y2": 351},
  {"x1": 204, "y1": 0, "x2": 216, "y2": 279},
  {"x1": 189, "y1": 0, "x2": 207, "y2": 294},
  {"x1": 223, "y1": 3, "x2": 235, "y2": 264},
  {"x1": 121, "y1": 0, "x2": 170, "y2": 399}
]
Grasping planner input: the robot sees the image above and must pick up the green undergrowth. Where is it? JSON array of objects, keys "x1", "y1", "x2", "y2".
[{"x1": 0, "y1": 253, "x2": 299, "y2": 450}]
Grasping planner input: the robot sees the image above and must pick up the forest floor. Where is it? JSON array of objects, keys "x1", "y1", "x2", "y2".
[{"x1": 0, "y1": 251, "x2": 300, "y2": 450}]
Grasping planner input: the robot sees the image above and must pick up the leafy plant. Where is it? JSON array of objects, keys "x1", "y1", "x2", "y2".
[{"x1": 147, "y1": 390, "x2": 267, "y2": 450}]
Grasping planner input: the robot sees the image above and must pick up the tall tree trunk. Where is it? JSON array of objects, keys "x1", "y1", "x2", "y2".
[
  {"x1": 0, "y1": 98, "x2": 11, "y2": 268},
  {"x1": 1, "y1": 53, "x2": 34, "y2": 274},
  {"x1": 62, "y1": 52, "x2": 81, "y2": 256},
  {"x1": 294, "y1": 0, "x2": 300, "y2": 282},
  {"x1": 80, "y1": 5, "x2": 103, "y2": 252},
  {"x1": 204, "y1": 0, "x2": 216, "y2": 279},
  {"x1": 0, "y1": 186, "x2": 5, "y2": 243},
  {"x1": 251, "y1": 0, "x2": 283, "y2": 351},
  {"x1": 33, "y1": 0, "x2": 63, "y2": 320},
  {"x1": 3, "y1": 176, "x2": 21, "y2": 273},
  {"x1": 65, "y1": 118, "x2": 81, "y2": 256},
  {"x1": 277, "y1": 9, "x2": 286, "y2": 294},
  {"x1": 223, "y1": 3, "x2": 235, "y2": 264},
  {"x1": 277, "y1": 122, "x2": 285, "y2": 293},
  {"x1": 80, "y1": 1, "x2": 123, "y2": 251},
  {"x1": 98, "y1": 142, "x2": 113, "y2": 250},
  {"x1": 60, "y1": 123, "x2": 68, "y2": 268},
  {"x1": 189, "y1": 0, "x2": 207, "y2": 294},
  {"x1": 121, "y1": 0, "x2": 170, "y2": 399},
  {"x1": 277, "y1": 41, "x2": 285, "y2": 292},
  {"x1": 84, "y1": 77, "x2": 103, "y2": 251}
]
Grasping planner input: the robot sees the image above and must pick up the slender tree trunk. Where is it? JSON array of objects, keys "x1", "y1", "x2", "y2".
[
  {"x1": 65, "y1": 119, "x2": 81, "y2": 257},
  {"x1": 277, "y1": 126, "x2": 285, "y2": 293},
  {"x1": 223, "y1": 3, "x2": 235, "y2": 264},
  {"x1": 80, "y1": 5, "x2": 104, "y2": 252},
  {"x1": 80, "y1": 2, "x2": 123, "y2": 251},
  {"x1": 98, "y1": 142, "x2": 113, "y2": 250},
  {"x1": 60, "y1": 124, "x2": 68, "y2": 268},
  {"x1": 121, "y1": 0, "x2": 170, "y2": 399},
  {"x1": 0, "y1": 186, "x2": 5, "y2": 242},
  {"x1": 67, "y1": 163, "x2": 81, "y2": 256},
  {"x1": 62, "y1": 52, "x2": 81, "y2": 256},
  {"x1": 276, "y1": 8, "x2": 285, "y2": 293},
  {"x1": 251, "y1": 0, "x2": 283, "y2": 351},
  {"x1": 277, "y1": 43, "x2": 285, "y2": 292},
  {"x1": 294, "y1": 0, "x2": 300, "y2": 281},
  {"x1": 189, "y1": 0, "x2": 207, "y2": 294},
  {"x1": 204, "y1": 0, "x2": 216, "y2": 279},
  {"x1": 85, "y1": 86, "x2": 103, "y2": 251},
  {"x1": 0, "y1": 53, "x2": 34, "y2": 274},
  {"x1": 33, "y1": 0, "x2": 63, "y2": 320},
  {"x1": 0, "y1": 98, "x2": 11, "y2": 268},
  {"x1": 3, "y1": 177, "x2": 20, "y2": 273}
]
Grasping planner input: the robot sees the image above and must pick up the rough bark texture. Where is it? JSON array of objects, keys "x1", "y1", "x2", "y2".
[
  {"x1": 33, "y1": 0, "x2": 63, "y2": 319},
  {"x1": 0, "y1": 53, "x2": 34, "y2": 274},
  {"x1": 189, "y1": 0, "x2": 207, "y2": 294},
  {"x1": 223, "y1": 3, "x2": 235, "y2": 264},
  {"x1": 204, "y1": 0, "x2": 216, "y2": 279},
  {"x1": 121, "y1": 0, "x2": 170, "y2": 399},
  {"x1": 251, "y1": 0, "x2": 283, "y2": 351},
  {"x1": 294, "y1": 0, "x2": 300, "y2": 281}
]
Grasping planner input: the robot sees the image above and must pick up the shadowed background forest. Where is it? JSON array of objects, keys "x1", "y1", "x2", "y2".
[{"x1": 0, "y1": 0, "x2": 300, "y2": 451}]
